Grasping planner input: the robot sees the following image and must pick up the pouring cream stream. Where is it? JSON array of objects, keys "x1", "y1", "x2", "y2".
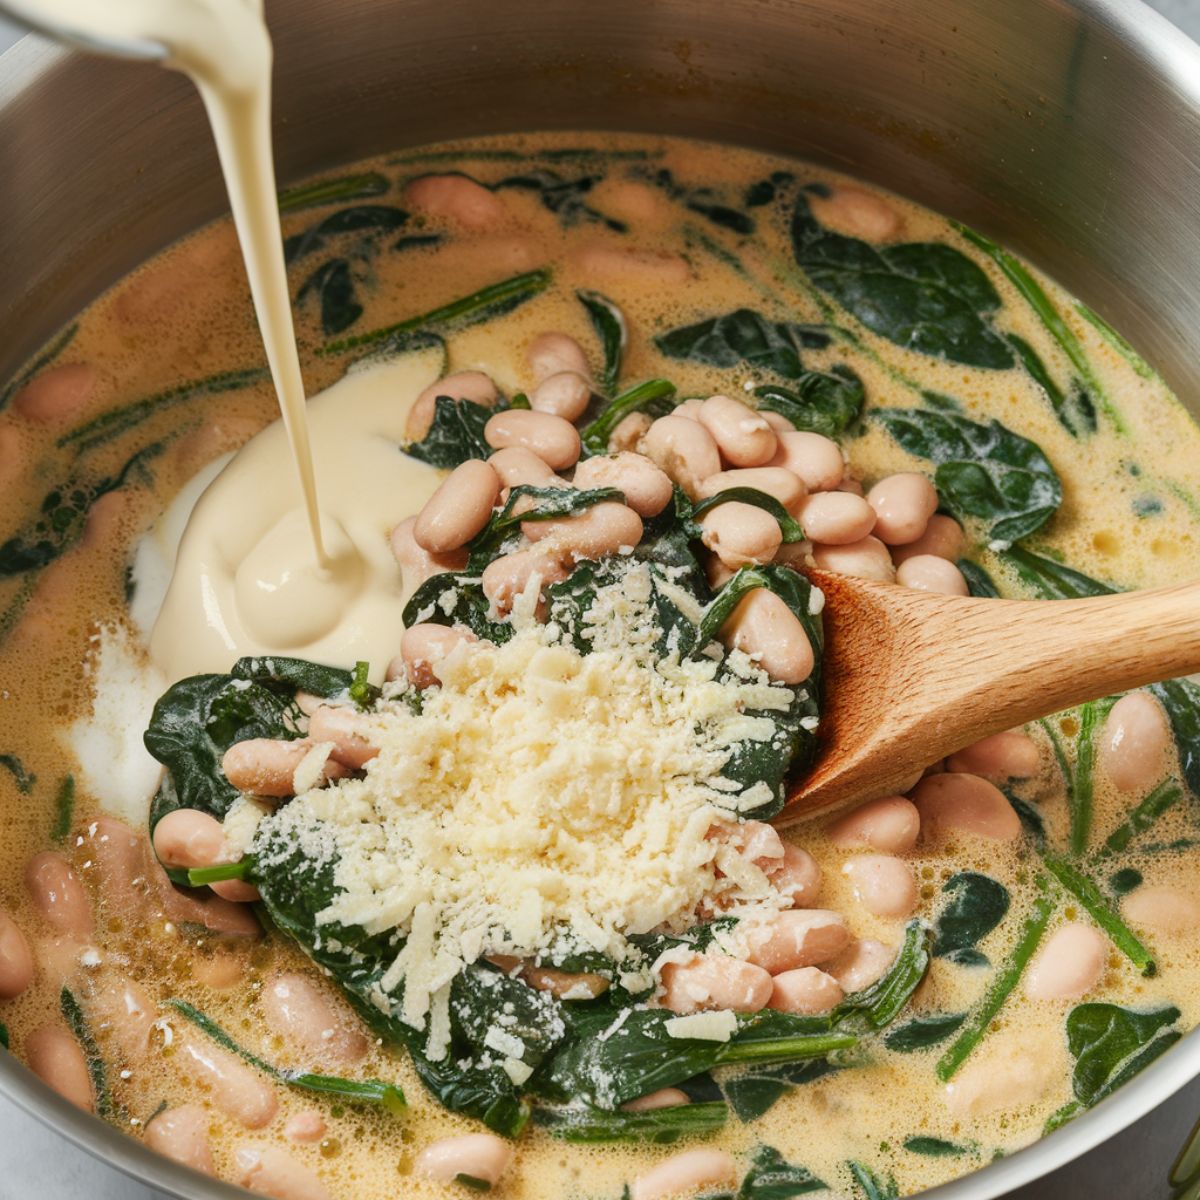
[{"x1": 20, "y1": 0, "x2": 445, "y2": 680}]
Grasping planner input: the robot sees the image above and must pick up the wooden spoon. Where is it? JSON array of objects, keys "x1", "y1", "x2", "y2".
[{"x1": 778, "y1": 569, "x2": 1200, "y2": 825}]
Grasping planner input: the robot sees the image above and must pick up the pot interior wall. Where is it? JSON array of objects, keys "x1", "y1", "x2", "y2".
[{"x1": 1, "y1": 0, "x2": 1200, "y2": 408}]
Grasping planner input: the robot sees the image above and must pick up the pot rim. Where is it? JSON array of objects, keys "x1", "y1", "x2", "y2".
[{"x1": 3, "y1": 0, "x2": 1200, "y2": 1196}]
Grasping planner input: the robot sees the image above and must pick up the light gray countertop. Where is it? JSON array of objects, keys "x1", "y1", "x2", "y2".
[{"x1": 1, "y1": 2, "x2": 1199, "y2": 1196}]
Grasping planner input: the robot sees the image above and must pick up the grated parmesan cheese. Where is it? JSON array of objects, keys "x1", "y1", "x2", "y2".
[
  {"x1": 663, "y1": 1010, "x2": 739, "y2": 1042},
  {"x1": 254, "y1": 563, "x2": 797, "y2": 1034}
]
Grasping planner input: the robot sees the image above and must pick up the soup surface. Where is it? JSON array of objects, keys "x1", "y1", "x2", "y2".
[{"x1": 1, "y1": 133, "x2": 1199, "y2": 1200}]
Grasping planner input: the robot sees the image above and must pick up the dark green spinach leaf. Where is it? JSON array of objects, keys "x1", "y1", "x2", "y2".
[
  {"x1": 999, "y1": 546, "x2": 1115, "y2": 599},
  {"x1": 654, "y1": 308, "x2": 829, "y2": 379},
  {"x1": 534, "y1": 1100, "x2": 727, "y2": 1144},
  {"x1": 0, "y1": 754, "x2": 34, "y2": 795},
  {"x1": 737, "y1": 1145, "x2": 827, "y2": 1199},
  {"x1": 792, "y1": 196, "x2": 1013, "y2": 370},
  {"x1": 578, "y1": 290, "x2": 626, "y2": 395},
  {"x1": 883, "y1": 1012, "x2": 966, "y2": 1053},
  {"x1": 873, "y1": 407, "x2": 1062, "y2": 543},
  {"x1": 297, "y1": 259, "x2": 362, "y2": 335},
  {"x1": 752, "y1": 365, "x2": 865, "y2": 438},
  {"x1": 1007, "y1": 333, "x2": 1096, "y2": 438},
  {"x1": 931, "y1": 873, "x2": 1010, "y2": 967},
  {"x1": 405, "y1": 395, "x2": 494, "y2": 468}
]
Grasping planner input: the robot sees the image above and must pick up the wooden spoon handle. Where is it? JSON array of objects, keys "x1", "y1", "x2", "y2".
[
  {"x1": 784, "y1": 574, "x2": 1200, "y2": 821},
  {"x1": 955, "y1": 580, "x2": 1200, "y2": 731}
]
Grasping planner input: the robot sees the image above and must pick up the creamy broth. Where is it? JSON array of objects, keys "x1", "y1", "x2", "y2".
[{"x1": 0, "y1": 132, "x2": 1199, "y2": 1200}]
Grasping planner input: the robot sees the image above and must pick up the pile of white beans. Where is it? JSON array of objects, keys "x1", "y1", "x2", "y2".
[{"x1": 1, "y1": 321, "x2": 1192, "y2": 1199}]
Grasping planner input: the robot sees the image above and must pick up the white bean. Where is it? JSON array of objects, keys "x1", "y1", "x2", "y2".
[
  {"x1": 573, "y1": 242, "x2": 691, "y2": 286},
  {"x1": 531, "y1": 371, "x2": 591, "y2": 422},
  {"x1": 912, "y1": 772, "x2": 1022, "y2": 842},
  {"x1": 760, "y1": 410, "x2": 796, "y2": 434},
  {"x1": 609, "y1": 411, "x2": 653, "y2": 453},
  {"x1": 809, "y1": 186, "x2": 902, "y2": 241},
  {"x1": 946, "y1": 731, "x2": 1041, "y2": 781},
  {"x1": 1098, "y1": 691, "x2": 1172, "y2": 793},
  {"x1": 177, "y1": 1032, "x2": 279, "y2": 1128},
  {"x1": 739, "y1": 910, "x2": 849, "y2": 973},
  {"x1": 24, "y1": 852, "x2": 93, "y2": 940},
  {"x1": 0, "y1": 909, "x2": 34, "y2": 999},
  {"x1": 700, "y1": 502, "x2": 782, "y2": 568},
  {"x1": 623, "y1": 1088, "x2": 690, "y2": 1112},
  {"x1": 523, "y1": 501, "x2": 643, "y2": 560},
  {"x1": 632, "y1": 1149, "x2": 737, "y2": 1200},
  {"x1": 573, "y1": 452, "x2": 673, "y2": 518},
  {"x1": 487, "y1": 446, "x2": 559, "y2": 491},
  {"x1": 768, "y1": 431, "x2": 844, "y2": 491},
  {"x1": 222, "y1": 737, "x2": 339, "y2": 797},
  {"x1": 826, "y1": 939, "x2": 895, "y2": 993},
  {"x1": 697, "y1": 467, "x2": 807, "y2": 515},
  {"x1": 896, "y1": 554, "x2": 969, "y2": 595},
  {"x1": 842, "y1": 854, "x2": 918, "y2": 918},
  {"x1": 306, "y1": 706, "x2": 380, "y2": 770},
  {"x1": 407, "y1": 370, "x2": 500, "y2": 442},
  {"x1": 261, "y1": 972, "x2": 369, "y2": 1067},
  {"x1": 1123, "y1": 885, "x2": 1200, "y2": 933},
  {"x1": 14, "y1": 362, "x2": 95, "y2": 424},
  {"x1": 520, "y1": 963, "x2": 610, "y2": 1001},
  {"x1": 400, "y1": 624, "x2": 478, "y2": 689},
  {"x1": 658, "y1": 953, "x2": 773, "y2": 1014},
  {"x1": 891, "y1": 513, "x2": 964, "y2": 565},
  {"x1": 697, "y1": 394, "x2": 778, "y2": 467},
  {"x1": 24, "y1": 1024, "x2": 94, "y2": 1111},
  {"x1": 867, "y1": 473, "x2": 939, "y2": 545},
  {"x1": 796, "y1": 491, "x2": 877, "y2": 545},
  {"x1": 826, "y1": 795, "x2": 920, "y2": 854},
  {"x1": 768, "y1": 966, "x2": 844, "y2": 1014},
  {"x1": 153, "y1": 808, "x2": 225, "y2": 870},
  {"x1": 639, "y1": 415, "x2": 722, "y2": 499},
  {"x1": 405, "y1": 174, "x2": 508, "y2": 230},
  {"x1": 527, "y1": 332, "x2": 591, "y2": 383},
  {"x1": 413, "y1": 459, "x2": 500, "y2": 553},
  {"x1": 1025, "y1": 922, "x2": 1107, "y2": 1000},
  {"x1": 284, "y1": 1111, "x2": 328, "y2": 1144},
  {"x1": 389, "y1": 516, "x2": 468, "y2": 588},
  {"x1": 235, "y1": 1144, "x2": 333, "y2": 1200},
  {"x1": 415, "y1": 1133, "x2": 514, "y2": 1187},
  {"x1": 719, "y1": 587, "x2": 813, "y2": 684},
  {"x1": 485, "y1": 409, "x2": 581, "y2": 470},
  {"x1": 765, "y1": 844, "x2": 823, "y2": 908},
  {"x1": 145, "y1": 1105, "x2": 216, "y2": 1176},
  {"x1": 943, "y1": 1048, "x2": 1055, "y2": 1117},
  {"x1": 812, "y1": 535, "x2": 896, "y2": 582},
  {"x1": 481, "y1": 545, "x2": 571, "y2": 613}
]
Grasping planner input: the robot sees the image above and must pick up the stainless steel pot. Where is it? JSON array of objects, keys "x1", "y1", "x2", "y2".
[{"x1": 1, "y1": 1, "x2": 1199, "y2": 1196}]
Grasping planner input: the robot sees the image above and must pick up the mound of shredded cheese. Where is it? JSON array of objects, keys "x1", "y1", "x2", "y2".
[{"x1": 255, "y1": 563, "x2": 804, "y2": 1050}]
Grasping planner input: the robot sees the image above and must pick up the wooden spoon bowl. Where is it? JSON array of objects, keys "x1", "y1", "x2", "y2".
[{"x1": 779, "y1": 569, "x2": 1200, "y2": 825}]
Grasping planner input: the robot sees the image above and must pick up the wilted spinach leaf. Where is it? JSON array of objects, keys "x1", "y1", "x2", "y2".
[
  {"x1": 277, "y1": 170, "x2": 390, "y2": 214},
  {"x1": 405, "y1": 394, "x2": 494, "y2": 468},
  {"x1": 721, "y1": 1058, "x2": 844, "y2": 1124},
  {"x1": 230, "y1": 655, "x2": 352, "y2": 698},
  {"x1": 738, "y1": 1145, "x2": 827, "y2": 1198},
  {"x1": 402, "y1": 571, "x2": 513, "y2": 645},
  {"x1": 792, "y1": 195, "x2": 1014, "y2": 370},
  {"x1": 0, "y1": 754, "x2": 35, "y2": 795},
  {"x1": 534, "y1": 1100, "x2": 727, "y2": 1145},
  {"x1": 284, "y1": 204, "x2": 409, "y2": 264},
  {"x1": 903, "y1": 1136, "x2": 970, "y2": 1158},
  {"x1": 578, "y1": 290, "x2": 626, "y2": 395},
  {"x1": 958, "y1": 559, "x2": 1001, "y2": 598},
  {"x1": 1008, "y1": 333, "x2": 1096, "y2": 439},
  {"x1": 1055, "y1": 1003, "x2": 1182, "y2": 1126},
  {"x1": 493, "y1": 169, "x2": 623, "y2": 230},
  {"x1": 1150, "y1": 678, "x2": 1200, "y2": 800},
  {"x1": 753, "y1": 364, "x2": 865, "y2": 438},
  {"x1": 144, "y1": 673, "x2": 304, "y2": 830},
  {"x1": 296, "y1": 258, "x2": 362, "y2": 335},
  {"x1": 999, "y1": 545, "x2": 1114, "y2": 599},
  {"x1": 873, "y1": 407, "x2": 1062, "y2": 543},
  {"x1": 654, "y1": 308, "x2": 829, "y2": 379},
  {"x1": 932, "y1": 873, "x2": 1010, "y2": 967},
  {"x1": 0, "y1": 442, "x2": 163, "y2": 577},
  {"x1": 847, "y1": 1160, "x2": 900, "y2": 1200},
  {"x1": 579, "y1": 378, "x2": 677, "y2": 457},
  {"x1": 883, "y1": 1012, "x2": 966, "y2": 1053}
]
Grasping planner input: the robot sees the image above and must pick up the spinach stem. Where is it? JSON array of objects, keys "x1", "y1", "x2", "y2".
[
  {"x1": 321, "y1": 268, "x2": 552, "y2": 355},
  {"x1": 578, "y1": 378, "x2": 677, "y2": 456},
  {"x1": 1070, "y1": 700, "x2": 1105, "y2": 854},
  {"x1": 186, "y1": 859, "x2": 251, "y2": 886},
  {"x1": 61, "y1": 987, "x2": 113, "y2": 1117},
  {"x1": 278, "y1": 170, "x2": 389, "y2": 214},
  {"x1": 51, "y1": 775, "x2": 75, "y2": 844},
  {"x1": 955, "y1": 224, "x2": 1126, "y2": 434},
  {"x1": 165, "y1": 999, "x2": 406, "y2": 1113},
  {"x1": 936, "y1": 889, "x2": 1056, "y2": 1081},
  {"x1": 1098, "y1": 778, "x2": 1182, "y2": 858},
  {"x1": 1040, "y1": 851, "x2": 1156, "y2": 976}
]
